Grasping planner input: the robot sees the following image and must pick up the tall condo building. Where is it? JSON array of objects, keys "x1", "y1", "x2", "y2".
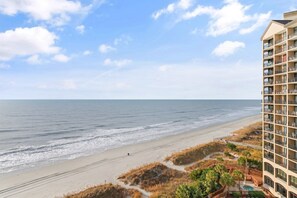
[{"x1": 262, "y1": 11, "x2": 297, "y2": 198}]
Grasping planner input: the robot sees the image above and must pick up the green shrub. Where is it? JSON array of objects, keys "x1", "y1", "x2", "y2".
[
  {"x1": 248, "y1": 191, "x2": 265, "y2": 198},
  {"x1": 227, "y1": 143, "x2": 237, "y2": 151}
]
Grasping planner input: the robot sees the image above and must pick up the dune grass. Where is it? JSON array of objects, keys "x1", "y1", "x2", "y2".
[
  {"x1": 165, "y1": 141, "x2": 226, "y2": 165},
  {"x1": 118, "y1": 162, "x2": 189, "y2": 192},
  {"x1": 64, "y1": 183, "x2": 141, "y2": 198}
]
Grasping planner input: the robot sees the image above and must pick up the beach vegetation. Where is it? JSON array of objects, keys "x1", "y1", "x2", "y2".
[{"x1": 227, "y1": 142, "x2": 237, "y2": 151}]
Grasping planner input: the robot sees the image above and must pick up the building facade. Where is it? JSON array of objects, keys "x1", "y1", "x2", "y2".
[{"x1": 262, "y1": 11, "x2": 297, "y2": 198}]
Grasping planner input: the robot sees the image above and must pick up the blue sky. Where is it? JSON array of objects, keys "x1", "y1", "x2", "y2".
[{"x1": 0, "y1": 0, "x2": 295, "y2": 99}]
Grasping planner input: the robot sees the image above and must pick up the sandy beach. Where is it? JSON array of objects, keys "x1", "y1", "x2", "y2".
[{"x1": 0, "y1": 114, "x2": 261, "y2": 198}]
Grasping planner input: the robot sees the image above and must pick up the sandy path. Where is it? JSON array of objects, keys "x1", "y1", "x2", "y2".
[{"x1": 0, "y1": 114, "x2": 261, "y2": 198}]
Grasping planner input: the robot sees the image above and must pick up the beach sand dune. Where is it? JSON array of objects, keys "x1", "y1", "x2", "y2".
[{"x1": 0, "y1": 115, "x2": 261, "y2": 198}]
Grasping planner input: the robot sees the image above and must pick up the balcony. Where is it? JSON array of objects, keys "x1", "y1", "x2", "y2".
[
  {"x1": 289, "y1": 122, "x2": 297, "y2": 127},
  {"x1": 275, "y1": 80, "x2": 286, "y2": 84},
  {"x1": 289, "y1": 133, "x2": 297, "y2": 139},
  {"x1": 289, "y1": 33, "x2": 297, "y2": 40},
  {"x1": 264, "y1": 145, "x2": 274, "y2": 151},
  {"x1": 276, "y1": 130, "x2": 287, "y2": 136},
  {"x1": 264, "y1": 43, "x2": 273, "y2": 49},
  {"x1": 264, "y1": 153, "x2": 274, "y2": 161},
  {"x1": 289, "y1": 89, "x2": 297, "y2": 94},
  {"x1": 275, "y1": 140, "x2": 287, "y2": 147},
  {"x1": 289, "y1": 56, "x2": 297, "y2": 62},
  {"x1": 289, "y1": 167, "x2": 297, "y2": 173},
  {"x1": 264, "y1": 127, "x2": 274, "y2": 132},
  {"x1": 275, "y1": 90, "x2": 286, "y2": 95},
  {"x1": 264, "y1": 62, "x2": 273, "y2": 67},
  {"x1": 275, "y1": 48, "x2": 286, "y2": 54},
  {"x1": 264, "y1": 118, "x2": 274, "y2": 122},
  {"x1": 275, "y1": 110, "x2": 286, "y2": 115},
  {"x1": 275, "y1": 100, "x2": 286, "y2": 104},
  {"x1": 264, "y1": 81, "x2": 274, "y2": 86},
  {"x1": 289, "y1": 78, "x2": 297, "y2": 83},
  {"x1": 264, "y1": 136, "x2": 274, "y2": 142},
  {"x1": 275, "y1": 60, "x2": 286, "y2": 65},
  {"x1": 275, "y1": 120, "x2": 286, "y2": 125},
  {"x1": 276, "y1": 174, "x2": 287, "y2": 182},
  {"x1": 264, "y1": 91, "x2": 274, "y2": 95},
  {"x1": 264, "y1": 52, "x2": 273, "y2": 58},
  {"x1": 275, "y1": 39, "x2": 285, "y2": 45},
  {"x1": 275, "y1": 160, "x2": 287, "y2": 168},
  {"x1": 289, "y1": 144, "x2": 297, "y2": 151},
  {"x1": 275, "y1": 69, "x2": 287, "y2": 74},
  {"x1": 264, "y1": 71, "x2": 274, "y2": 76},
  {"x1": 289, "y1": 67, "x2": 297, "y2": 72},
  {"x1": 289, "y1": 45, "x2": 297, "y2": 51},
  {"x1": 289, "y1": 101, "x2": 297, "y2": 105},
  {"x1": 276, "y1": 150, "x2": 287, "y2": 157}
]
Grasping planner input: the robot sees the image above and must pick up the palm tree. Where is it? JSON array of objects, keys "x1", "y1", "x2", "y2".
[
  {"x1": 219, "y1": 172, "x2": 236, "y2": 193},
  {"x1": 242, "y1": 151, "x2": 251, "y2": 185},
  {"x1": 232, "y1": 170, "x2": 244, "y2": 191}
]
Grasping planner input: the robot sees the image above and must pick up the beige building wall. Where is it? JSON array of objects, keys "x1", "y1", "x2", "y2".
[{"x1": 262, "y1": 11, "x2": 297, "y2": 198}]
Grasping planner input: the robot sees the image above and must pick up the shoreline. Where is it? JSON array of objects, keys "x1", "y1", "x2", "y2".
[{"x1": 0, "y1": 114, "x2": 261, "y2": 198}]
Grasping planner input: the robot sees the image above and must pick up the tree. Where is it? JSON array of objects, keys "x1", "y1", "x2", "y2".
[
  {"x1": 189, "y1": 169, "x2": 203, "y2": 181},
  {"x1": 237, "y1": 157, "x2": 246, "y2": 167},
  {"x1": 175, "y1": 184, "x2": 197, "y2": 198},
  {"x1": 214, "y1": 164, "x2": 227, "y2": 175},
  {"x1": 232, "y1": 170, "x2": 244, "y2": 190},
  {"x1": 205, "y1": 170, "x2": 219, "y2": 192},
  {"x1": 219, "y1": 173, "x2": 236, "y2": 192}
]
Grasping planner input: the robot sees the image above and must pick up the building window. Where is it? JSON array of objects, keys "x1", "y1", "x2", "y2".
[
  {"x1": 264, "y1": 176, "x2": 274, "y2": 188},
  {"x1": 276, "y1": 183, "x2": 287, "y2": 197},
  {"x1": 276, "y1": 168, "x2": 287, "y2": 181},
  {"x1": 264, "y1": 162, "x2": 274, "y2": 174},
  {"x1": 290, "y1": 175, "x2": 297, "y2": 188},
  {"x1": 290, "y1": 191, "x2": 297, "y2": 198}
]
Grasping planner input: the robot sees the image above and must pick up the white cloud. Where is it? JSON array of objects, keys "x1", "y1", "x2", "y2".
[
  {"x1": 83, "y1": 50, "x2": 92, "y2": 55},
  {"x1": 212, "y1": 41, "x2": 245, "y2": 57},
  {"x1": 0, "y1": 26, "x2": 59, "y2": 61},
  {"x1": 99, "y1": 44, "x2": 116, "y2": 54},
  {"x1": 0, "y1": 63, "x2": 10, "y2": 69},
  {"x1": 152, "y1": 0, "x2": 193, "y2": 20},
  {"x1": 239, "y1": 11, "x2": 271, "y2": 34},
  {"x1": 0, "y1": 0, "x2": 86, "y2": 26},
  {"x1": 180, "y1": 0, "x2": 271, "y2": 36},
  {"x1": 159, "y1": 65, "x2": 172, "y2": 72},
  {"x1": 62, "y1": 79, "x2": 77, "y2": 90},
  {"x1": 26, "y1": 55, "x2": 42, "y2": 64},
  {"x1": 103, "y1": 58, "x2": 132, "y2": 68},
  {"x1": 113, "y1": 35, "x2": 132, "y2": 46},
  {"x1": 76, "y1": 25, "x2": 85, "y2": 34},
  {"x1": 53, "y1": 54, "x2": 71, "y2": 62}
]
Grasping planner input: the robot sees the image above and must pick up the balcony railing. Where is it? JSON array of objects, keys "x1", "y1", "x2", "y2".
[
  {"x1": 264, "y1": 154, "x2": 274, "y2": 161},
  {"x1": 264, "y1": 62, "x2": 273, "y2": 67},
  {"x1": 289, "y1": 122, "x2": 297, "y2": 127},
  {"x1": 264, "y1": 145, "x2": 274, "y2": 151},
  {"x1": 264, "y1": 91, "x2": 274, "y2": 94},
  {"x1": 276, "y1": 130, "x2": 287, "y2": 136},
  {"x1": 264, "y1": 100, "x2": 273, "y2": 104},
  {"x1": 288, "y1": 33, "x2": 297, "y2": 39},
  {"x1": 289, "y1": 133, "x2": 297, "y2": 139},
  {"x1": 264, "y1": 136, "x2": 274, "y2": 142},
  {"x1": 289, "y1": 101, "x2": 297, "y2": 105},
  {"x1": 275, "y1": 48, "x2": 286, "y2": 54},
  {"x1": 289, "y1": 78, "x2": 297, "y2": 83},
  {"x1": 275, "y1": 39, "x2": 285, "y2": 44},
  {"x1": 289, "y1": 144, "x2": 297, "y2": 150},
  {"x1": 289, "y1": 56, "x2": 297, "y2": 61},
  {"x1": 275, "y1": 110, "x2": 286, "y2": 115},
  {"x1": 275, "y1": 90, "x2": 286, "y2": 94},
  {"x1": 275, "y1": 80, "x2": 286, "y2": 84},
  {"x1": 264, "y1": 52, "x2": 273, "y2": 57},
  {"x1": 275, "y1": 140, "x2": 287, "y2": 146},
  {"x1": 275, "y1": 100, "x2": 286, "y2": 104},
  {"x1": 276, "y1": 120, "x2": 286, "y2": 125},
  {"x1": 289, "y1": 45, "x2": 297, "y2": 50},
  {"x1": 289, "y1": 167, "x2": 297, "y2": 173},
  {"x1": 276, "y1": 174, "x2": 287, "y2": 182},
  {"x1": 264, "y1": 127, "x2": 274, "y2": 132},
  {"x1": 264, "y1": 82, "x2": 274, "y2": 85},
  {"x1": 275, "y1": 160, "x2": 287, "y2": 168},
  {"x1": 264, "y1": 72, "x2": 274, "y2": 76},
  {"x1": 265, "y1": 109, "x2": 274, "y2": 113},
  {"x1": 289, "y1": 89, "x2": 297, "y2": 94},
  {"x1": 275, "y1": 60, "x2": 285, "y2": 65},
  {"x1": 276, "y1": 150, "x2": 287, "y2": 157},
  {"x1": 275, "y1": 69, "x2": 287, "y2": 74},
  {"x1": 264, "y1": 43, "x2": 273, "y2": 49}
]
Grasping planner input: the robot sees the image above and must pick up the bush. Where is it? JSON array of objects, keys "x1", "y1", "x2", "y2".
[
  {"x1": 175, "y1": 184, "x2": 197, "y2": 198},
  {"x1": 227, "y1": 143, "x2": 237, "y2": 151},
  {"x1": 189, "y1": 169, "x2": 203, "y2": 181},
  {"x1": 248, "y1": 191, "x2": 265, "y2": 198},
  {"x1": 230, "y1": 191, "x2": 241, "y2": 198}
]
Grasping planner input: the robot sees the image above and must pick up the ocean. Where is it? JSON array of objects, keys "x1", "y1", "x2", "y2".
[{"x1": 0, "y1": 100, "x2": 261, "y2": 174}]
